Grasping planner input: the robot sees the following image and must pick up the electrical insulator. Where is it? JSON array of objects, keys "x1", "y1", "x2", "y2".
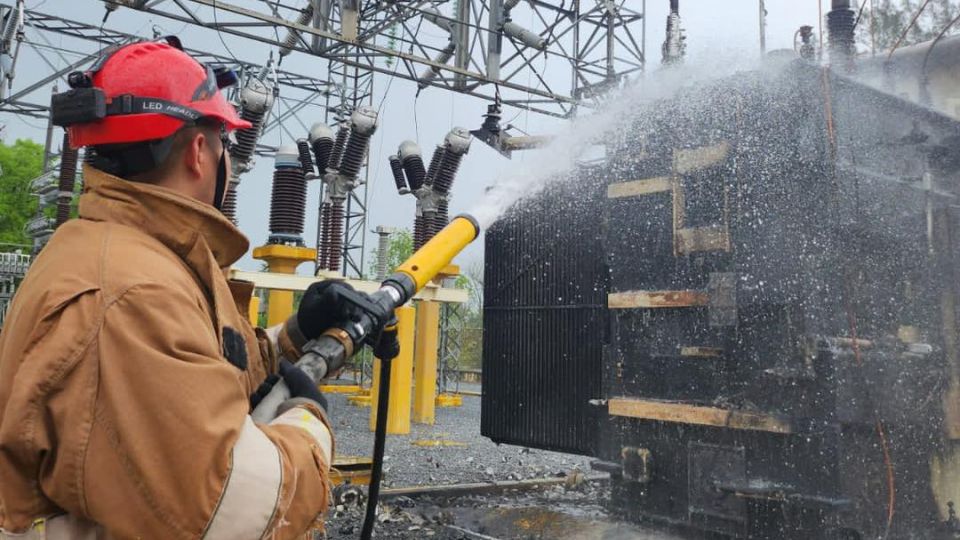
[
  {"x1": 309, "y1": 122, "x2": 335, "y2": 173},
  {"x1": 328, "y1": 122, "x2": 350, "y2": 172},
  {"x1": 417, "y1": 41, "x2": 456, "y2": 90},
  {"x1": 388, "y1": 155, "x2": 407, "y2": 193},
  {"x1": 414, "y1": 211, "x2": 427, "y2": 250},
  {"x1": 432, "y1": 198, "x2": 449, "y2": 237},
  {"x1": 432, "y1": 127, "x2": 471, "y2": 195},
  {"x1": 1, "y1": 0, "x2": 22, "y2": 45},
  {"x1": 662, "y1": 1, "x2": 685, "y2": 65},
  {"x1": 398, "y1": 140, "x2": 426, "y2": 191},
  {"x1": 221, "y1": 184, "x2": 238, "y2": 223},
  {"x1": 296, "y1": 138, "x2": 314, "y2": 175},
  {"x1": 424, "y1": 145, "x2": 445, "y2": 186},
  {"x1": 0, "y1": 0, "x2": 24, "y2": 95},
  {"x1": 318, "y1": 198, "x2": 332, "y2": 269},
  {"x1": 827, "y1": 0, "x2": 855, "y2": 66},
  {"x1": 268, "y1": 144, "x2": 307, "y2": 245},
  {"x1": 422, "y1": 6, "x2": 453, "y2": 34},
  {"x1": 279, "y1": 3, "x2": 314, "y2": 60},
  {"x1": 326, "y1": 199, "x2": 345, "y2": 272},
  {"x1": 338, "y1": 106, "x2": 378, "y2": 179},
  {"x1": 230, "y1": 74, "x2": 275, "y2": 176},
  {"x1": 503, "y1": 0, "x2": 522, "y2": 11},
  {"x1": 502, "y1": 21, "x2": 546, "y2": 50},
  {"x1": 56, "y1": 132, "x2": 78, "y2": 228}
]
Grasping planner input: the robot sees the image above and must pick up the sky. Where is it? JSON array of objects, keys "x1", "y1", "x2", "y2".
[{"x1": 0, "y1": 0, "x2": 825, "y2": 275}]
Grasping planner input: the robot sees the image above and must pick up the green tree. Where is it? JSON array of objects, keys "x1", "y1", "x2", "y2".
[
  {"x1": 863, "y1": 0, "x2": 959, "y2": 51},
  {"x1": 0, "y1": 139, "x2": 43, "y2": 250},
  {"x1": 457, "y1": 261, "x2": 484, "y2": 370}
]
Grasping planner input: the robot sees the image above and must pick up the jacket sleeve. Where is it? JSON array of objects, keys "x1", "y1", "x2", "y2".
[{"x1": 74, "y1": 282, "x2": 331, "y2": 540}]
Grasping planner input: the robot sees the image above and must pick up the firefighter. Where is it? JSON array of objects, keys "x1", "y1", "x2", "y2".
[{"x1": 0, "y1": 39, "x2": 380, "y2": 538}]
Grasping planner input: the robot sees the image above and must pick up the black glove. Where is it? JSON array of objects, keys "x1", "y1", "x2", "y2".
[
  {"x1": 296, "y1": 280, "x2": 356, "y2": 340},
  {"x1": 372, "y1": 317, "x2": 400, "y2": 360},
  {"x1": 249, "y1": 360, "x2": 329, "y2": 413}
]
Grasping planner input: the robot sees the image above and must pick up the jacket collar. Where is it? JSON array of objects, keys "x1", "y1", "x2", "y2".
[{"x1": 78, "y1": 164, "x2": 249, "y2": 269}]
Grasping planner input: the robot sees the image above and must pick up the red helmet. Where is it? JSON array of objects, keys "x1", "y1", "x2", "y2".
[{"x1": 66, "y1": 40, "x2": 252, "y2": 148}]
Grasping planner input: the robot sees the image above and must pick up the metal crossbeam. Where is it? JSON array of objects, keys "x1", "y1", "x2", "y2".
[
  {"x1": 102, "y1": 0, "x2": 646, "y2": 118},
  {"x1": 2, "y1": 7, "x2": 334, "y2": 119},
  {"x1": 1, "y1": 0, "x2": 647, "y2": 284}
]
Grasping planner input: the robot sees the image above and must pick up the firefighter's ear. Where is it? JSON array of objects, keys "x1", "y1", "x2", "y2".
[{"x1": 181, "y1": 130, "x2": 207, "y2": 180}]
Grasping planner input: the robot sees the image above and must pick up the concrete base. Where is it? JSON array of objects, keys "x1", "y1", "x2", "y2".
[
  {"x1": 436, "y1": 393, "x2": 463, "y2": 408},
  {"x1": 319, "y1": 384, "x2": 362, "y2": 395},
  {"x1": 347, "y1": 394, "x2": 372, "y2": 407}
]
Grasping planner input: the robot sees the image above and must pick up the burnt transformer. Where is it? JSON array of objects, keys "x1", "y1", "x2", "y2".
[{"x1": 482, "y1": 59, "x2": 960, "y2": 539}]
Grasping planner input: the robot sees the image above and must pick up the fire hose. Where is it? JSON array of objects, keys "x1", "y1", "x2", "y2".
[{"x1": 250, "y1": 214, "x2": 481, "y2": 540}]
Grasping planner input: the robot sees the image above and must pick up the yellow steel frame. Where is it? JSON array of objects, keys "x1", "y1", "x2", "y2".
[{"x1": 369, "y1": 305, "x2": 416, "y2": 434}]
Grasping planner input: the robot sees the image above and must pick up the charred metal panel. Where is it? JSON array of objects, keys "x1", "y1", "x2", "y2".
[
  {"x1": 484, "y1": 59, "x2": 960, "y2": 538},
  {"x1": 481, "y1": 169, "x2": 607, "y2": 456}
]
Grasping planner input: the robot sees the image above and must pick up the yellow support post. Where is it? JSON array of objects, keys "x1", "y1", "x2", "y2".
[
  {"x1": 248, "y1": 295, "x2": 260, "y2": 326},
  {"x1": 413, "y1": 300, "x2": 441, "y2": 424},
  {"x1": 369, "y1": 305, "x2": 415, "y2": 434},
  {"x1": 252, "y1": 244, "x2": 317, "y2": 327}
]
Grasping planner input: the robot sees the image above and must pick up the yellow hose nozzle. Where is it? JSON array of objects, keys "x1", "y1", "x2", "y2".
[{"x1": 395, "y1": 214, "x2": 480, "y2": 293}]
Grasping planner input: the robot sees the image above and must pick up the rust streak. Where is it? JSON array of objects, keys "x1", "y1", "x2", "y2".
[{"x1": 608, "y1": 290, "x2": 709, "y2": 309}]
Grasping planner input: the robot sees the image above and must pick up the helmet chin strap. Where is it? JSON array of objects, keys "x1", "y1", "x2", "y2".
[{"x1": 213, "y1": 149, "x2": 228, "y2": 212}]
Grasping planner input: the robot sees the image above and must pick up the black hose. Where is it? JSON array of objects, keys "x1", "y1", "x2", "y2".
[{"x1": 359, "y1": 358, "x2": 392, "y2": 540}]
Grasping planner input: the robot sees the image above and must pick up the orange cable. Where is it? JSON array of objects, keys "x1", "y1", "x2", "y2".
[{"x1": 887, "y1": 0, "x2": 933, "y2": 61}]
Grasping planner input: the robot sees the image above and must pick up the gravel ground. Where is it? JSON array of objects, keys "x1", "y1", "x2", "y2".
[
  {"x1": 322, "y1": 385, "x2": 690, "y2": 539},
  {"x1": 326, "y1": 386, "x2": 593, "y2": 488}
]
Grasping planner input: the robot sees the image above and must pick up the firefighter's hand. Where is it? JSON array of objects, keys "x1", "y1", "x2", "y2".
[
  {"x1": 250, "y1": 360, "x2": 328, "y2": 415},
  {"x1": 296, "y1": 280, "x2": 356, "y2": 340},
  {"x1": 372, "y1": 317, "x2": 400, "y2": 360}
]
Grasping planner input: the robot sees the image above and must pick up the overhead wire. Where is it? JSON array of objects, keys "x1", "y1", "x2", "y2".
[
  {"x1": 211, "y1": 0, "x2": 241, "y2": 64},
  {"x1": 887, "y1": 0, "x2": 933, "y2": 61},
  {"x1": 367, "y1": 14, "x2": 423, "y2": 213}
]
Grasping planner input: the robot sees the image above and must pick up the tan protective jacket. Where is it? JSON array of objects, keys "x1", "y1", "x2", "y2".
[{"x1": 0, "y1": 167, "x2": 332, "y2": 539}]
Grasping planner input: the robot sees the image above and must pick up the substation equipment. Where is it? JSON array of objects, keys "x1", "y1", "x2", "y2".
[
  {"x1": 482, "y1": 3, "x2": 960, "y2": 538},
  {"x1": 0, "y1": 0, "x2": 649, "y2": 411}
]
